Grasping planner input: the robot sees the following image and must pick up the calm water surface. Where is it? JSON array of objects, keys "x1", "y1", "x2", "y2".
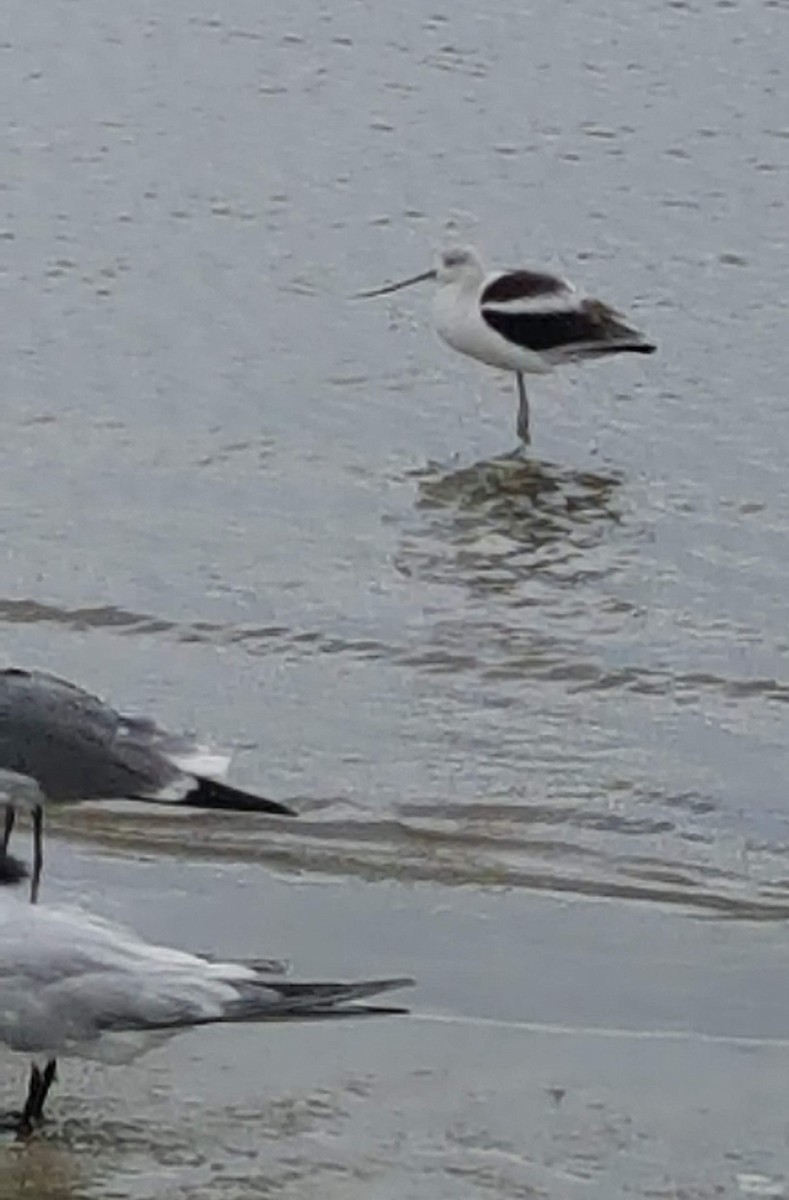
[{"x1": 1, "y1": 0, "x2": 789, "y2": 1193}]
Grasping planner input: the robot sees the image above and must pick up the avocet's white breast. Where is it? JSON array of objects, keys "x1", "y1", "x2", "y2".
[{"x1": 432, "y1": 257, "x2": 552, "y2": 375}]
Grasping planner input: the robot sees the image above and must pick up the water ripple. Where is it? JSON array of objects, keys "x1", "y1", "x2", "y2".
[{"x1": 50, "y1": 793, "x2": 789, "y2": 922}]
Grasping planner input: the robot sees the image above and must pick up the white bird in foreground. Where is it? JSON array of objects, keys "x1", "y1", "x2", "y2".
[
  {"x1": 0, "y1": 885, "x2": 413, "y2": 1137},
  {"x1": 0, "y1": 667, "x2": 296, "y2": 903},
  {"x1": 359, "y1": 244, "x2": 656, "y2": 444}
]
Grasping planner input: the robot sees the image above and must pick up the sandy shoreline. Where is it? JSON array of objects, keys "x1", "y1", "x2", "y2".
[{"x1": 0, "y1": 839, "x2": 785, "y2": 1198}]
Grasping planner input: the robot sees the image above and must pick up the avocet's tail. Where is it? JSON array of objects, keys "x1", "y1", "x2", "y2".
[{"x1": 541, "y1": 299, "x2": 656, "y2": 365}]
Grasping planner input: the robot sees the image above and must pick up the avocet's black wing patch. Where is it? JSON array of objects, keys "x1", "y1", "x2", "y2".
[
  {"x1": 481, "y1": 270, "x2": 570, "y2": 305},
  {"x1": 482, "y1": 298, "x2": 656, "y2": 360}
]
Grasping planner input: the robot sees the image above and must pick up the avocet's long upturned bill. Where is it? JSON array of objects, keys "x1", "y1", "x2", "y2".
[
  {"x1": 359, "y1": 245, "x2": 656, "y2": 444},
  {"x1": 0, "y1": 667, "x2": 296, "y2": 902},
  {"x1": 0, "y1": 889, "x2": 413, "y2": 1136}
]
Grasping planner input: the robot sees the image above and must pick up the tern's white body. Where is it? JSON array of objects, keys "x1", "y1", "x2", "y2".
[
  {"x1": 0, "y1": 891, "x2": 412, "y2": 1066},
  {"x1": 0, "y1": 882, "x2": 411, "y2": 1134}
]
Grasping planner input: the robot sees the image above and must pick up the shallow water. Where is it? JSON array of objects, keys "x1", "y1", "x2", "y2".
[{"x1": 1, "y1": 0, "x2": 789, "y2": 1193}]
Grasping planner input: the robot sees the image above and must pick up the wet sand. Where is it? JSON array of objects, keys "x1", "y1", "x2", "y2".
[{"x1": 1, "y1": 838, "x2": 787, "y2": 1197}]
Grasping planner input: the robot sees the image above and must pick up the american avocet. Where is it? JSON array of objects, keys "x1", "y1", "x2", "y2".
[
  {"x1": 359, "y1": 245, "x2": 656, "y2": 444},
  {"x1": 0, "y1": 667, "x2": 295, "y2": 903},
  {"x1": 0, "y1": 883, "x2": 413, "y2": 1136}
]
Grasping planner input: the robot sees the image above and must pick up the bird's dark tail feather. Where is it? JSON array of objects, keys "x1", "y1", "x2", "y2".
[
  {"x1": 179, "y1": 776, "x2": 296, "y2": 817},
  {"x1": 581, "y1": 339, "x2": 657, "y2": 358},
  {"x1": 0, "y1": 851, "x2": 29, "y2": 885},
  {"x1": 244, "y1": 1002, "x2": 412, "y2": 1021},
  {"x1": 223, "y1": 976, "x2": 415, "y2": 1022},
  {"x1": 115, "y1": 977, "x2": 415, "y2": 1034},
  {"x1": 246, "y1": 977, "x2": 415, "y2": 1013}
]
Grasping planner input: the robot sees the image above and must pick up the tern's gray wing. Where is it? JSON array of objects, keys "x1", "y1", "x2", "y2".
[
  {"x1": 0, "y1": 899, "x2": 412, "y2": 1061},
  {"x1": 0, "y1": 900, "x2": 269, "y2": 1054},
  {"x1": 0, "y1": 668, "x2": 185, "y2": 801},
  {"x1": 3, "y1": 973, "x2": 412, "y2": 1062}
]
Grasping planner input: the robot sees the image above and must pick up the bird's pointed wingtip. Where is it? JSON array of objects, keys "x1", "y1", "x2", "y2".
[{"x1": 180, "y1": 777, "x2": 299, "y2": 817}]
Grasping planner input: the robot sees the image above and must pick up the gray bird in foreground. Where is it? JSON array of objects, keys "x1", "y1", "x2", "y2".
[
  {"x1": 0, "y1": 885, "x2": 413, "y2": 1137},
  {"x1": 0, "y1": 667, "x2": 296, "y2": 902}
]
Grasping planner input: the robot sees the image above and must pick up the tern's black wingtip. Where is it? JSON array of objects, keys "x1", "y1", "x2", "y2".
[{"x1": 184, "y1": 777, "x2": 299, "y2": 817}]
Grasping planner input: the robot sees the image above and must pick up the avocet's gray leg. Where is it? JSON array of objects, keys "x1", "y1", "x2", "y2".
[{"x1": 516, "y1": 373, "x2": 530, "y2": 445}]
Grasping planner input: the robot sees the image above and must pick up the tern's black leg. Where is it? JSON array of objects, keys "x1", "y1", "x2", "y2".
[
  {"x1": 1, "y1": 1059, "x2": 58, "y2": 1138},
  {"x1": 31, "y1": 805, "x2": 43, "y2": 905},
  {"x1": 29, "y1": 1060, "x2": 57, "y2": 1124},
  {"x1": 2, "y1": 805, "x2": 15, "y2": 853},
  {"x1": 17, "y1": 1065, "x2": 44, "y2": 1137},
  {"x1": 516, "y1": 373, "x2": 531, "y2": 445},
  {"x1": 0, "y1": 1068, "x2": 36, "y2": 1134}
]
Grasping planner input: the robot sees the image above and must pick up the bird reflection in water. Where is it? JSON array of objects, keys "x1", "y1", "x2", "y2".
[{"x1": 397, "y1": 451, "x2": 623, "y2": 594}]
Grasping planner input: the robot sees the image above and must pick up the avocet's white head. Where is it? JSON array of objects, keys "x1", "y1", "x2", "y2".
[{"x1": 434, "y1": 245, "x2": 485, "y2": 288}]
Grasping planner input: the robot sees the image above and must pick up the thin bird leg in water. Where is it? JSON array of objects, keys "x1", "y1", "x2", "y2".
[
  {"x1": 28, "y1": 1060, "x2": 57, "y2": 1126},
  {"x1": 516, "y1": 373, "x2": 531, "y2": 445},
  {"x1": 2, "y1": 806, "x2": 14, "y2": 852},
  {"x1": 14, "y1": 1059, "x2": 56, "y2": 1138},
  {"x1": 0, "y1": 1062, "x2": 50, "y2": 1137},
  {"x1": 31, "y1": 805, "x2": 43, "y2": 904},
  {"x1": 17, "y1": 1065, "x2": 44, "y2": 1137}
]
